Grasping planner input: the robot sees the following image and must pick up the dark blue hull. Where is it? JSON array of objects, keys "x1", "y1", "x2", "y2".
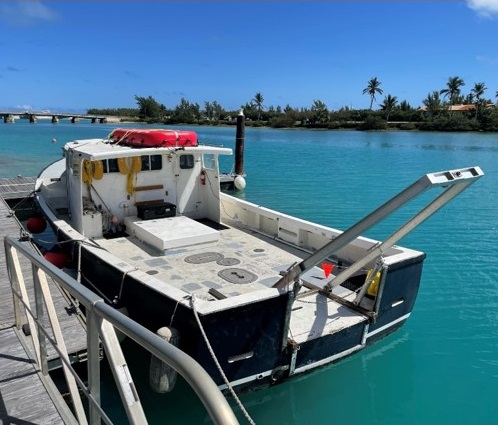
[{"x1": 79, "y1": 246, "x2": 425, "y2": 393}]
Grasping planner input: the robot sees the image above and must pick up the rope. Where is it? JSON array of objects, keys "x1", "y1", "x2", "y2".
[
  {"x1": 115, "y1": 267, "x2": 138, "y2": 305},
  {"x1": 190, "y1": 295, "x2": 256, "y2": 425},
  {"x1": 203, "y1": 171, "x2": 239, "y2": 223},
  {"x1": 169, "y1": 295, "x2": 189, "y2": 328},
  {"x1": 81, "y1": 274, "x2": 114, "y2": 304},
  {"x1": 77, "y1": 240, "x2": 82, "y2": 283},
  {"x1": 7, "y1": 190, "x2": 36, "y2": 216}
]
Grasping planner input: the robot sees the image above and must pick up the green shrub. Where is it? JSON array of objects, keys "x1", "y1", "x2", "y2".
[
  {"x1": 270, "y1": 116, "x2": 296, "y2": 128},
  {"x1": 358, "y1": 116, "x2": 388, "y2": 130}
]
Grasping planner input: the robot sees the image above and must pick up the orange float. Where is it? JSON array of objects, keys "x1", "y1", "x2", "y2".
[{"x1": 27, "y1": 215, "x2": 47, "y2": 234}]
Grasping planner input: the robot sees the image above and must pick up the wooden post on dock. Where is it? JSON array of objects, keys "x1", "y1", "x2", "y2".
[{"x1": 235, "y1": 109, "x2": 245, "y2": 176}]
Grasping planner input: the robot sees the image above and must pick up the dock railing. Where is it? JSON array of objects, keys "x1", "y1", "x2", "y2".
[{"x1": 4, "y1": 235, "x2": 240, "y2": 425}]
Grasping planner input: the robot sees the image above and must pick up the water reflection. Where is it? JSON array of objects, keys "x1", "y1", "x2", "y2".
[{"x1": 237, "y1": 332, "x2": 414, "y2": 425}]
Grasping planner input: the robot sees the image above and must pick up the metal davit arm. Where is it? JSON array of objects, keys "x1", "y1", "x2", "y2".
[{"x1": 273, "y1": 166, "x2": 484, "y2": 290}]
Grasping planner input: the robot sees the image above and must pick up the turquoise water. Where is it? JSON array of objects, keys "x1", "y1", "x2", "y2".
[{"x1": 1, "y1": 121, "x2": 497, "y2": 424}]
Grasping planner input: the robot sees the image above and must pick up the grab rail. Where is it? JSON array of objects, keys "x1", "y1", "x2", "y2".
[{"x1": 4, "y1": 235, "x2": 239, "y2": 425}]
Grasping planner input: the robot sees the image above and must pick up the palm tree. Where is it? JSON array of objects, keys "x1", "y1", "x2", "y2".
[
  {"x1": 204, "y1": 101, "x2": 213, "y2": 120},
  {"x1": 471, "y1": 82, "x2": 487, "y2": 119},
  {"x1": 252, "y1": 92, "x2": 264, "y2": 121},
  {"x1": 380, "y1": 94, "x2": 398, "y2": 122},
  {"x1": 399, "y1": 100, "x2": 412, "y2": 111},
  {"x1": 311, "y1": 99, "x2": 329, "y2": 123},
  {"x1": 423, "y1": 91, "x2": 443, "y2": 116},
  {"x1": 212, "y1": 101, "x2": 224, "y2": 120},
  {"x1": 440, "y1": 76, "x2": 465, "y2": 114},
  {"x1": 362, "y1": 77, "x2": 383, "y2": 110}
]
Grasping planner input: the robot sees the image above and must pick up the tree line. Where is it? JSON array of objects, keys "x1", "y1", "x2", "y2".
[{"x1": 87, "y1": 77, "x2": 498, "y2": 132}]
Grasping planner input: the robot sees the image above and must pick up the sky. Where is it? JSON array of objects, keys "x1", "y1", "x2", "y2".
[{"x1": 1, "y1": 1, "x2": 498, "y2": 113}]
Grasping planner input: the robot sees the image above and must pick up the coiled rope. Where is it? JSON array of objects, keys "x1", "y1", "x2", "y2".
[{"x1": 190, "y1": 294, "x2": 256, "y2": 425}]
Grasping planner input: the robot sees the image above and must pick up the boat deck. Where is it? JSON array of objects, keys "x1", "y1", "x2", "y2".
[
  {"x1": 40, "y1": 170, "x2": 370, "y2": 340},
  {"x1": 94, "y1": 215, "x2": 368, "y2": 341},
  {"x1": 95, "y1": 220, "x2": 304, "y2": 300}
]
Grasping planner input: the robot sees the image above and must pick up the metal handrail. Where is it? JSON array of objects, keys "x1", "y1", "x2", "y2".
[
  {"x1": 4, "y1": 235, "x2": 240, "y2": 425},
  {"x1": 273, "y1": 166, "x2": 484, "y2": 289}
]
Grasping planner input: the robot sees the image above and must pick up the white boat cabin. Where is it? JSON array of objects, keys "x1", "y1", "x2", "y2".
[{"x1": 63, "y1": 139, "x2": 232, "y2": 239}]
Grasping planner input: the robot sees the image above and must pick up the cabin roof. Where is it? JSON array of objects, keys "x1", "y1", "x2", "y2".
[{"x1": 65, "y1": 139, "x2": 232, "y2": 161}]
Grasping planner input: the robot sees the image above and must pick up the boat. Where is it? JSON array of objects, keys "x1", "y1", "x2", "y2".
[{"x1": 33, "y1": 127, "x2": 483, "y2": 395}]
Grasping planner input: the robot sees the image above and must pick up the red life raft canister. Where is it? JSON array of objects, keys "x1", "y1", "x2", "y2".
[{"x1": 110, "y1": 128, "x2": 198, "y2": 148}]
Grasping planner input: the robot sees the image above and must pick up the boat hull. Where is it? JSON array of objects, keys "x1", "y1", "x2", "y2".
[{"x1": 75, "y1": 240, "x2": 424, "y2": 392}]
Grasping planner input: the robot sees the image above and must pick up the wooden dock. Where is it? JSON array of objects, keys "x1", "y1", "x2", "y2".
[
  {"x1": 0, "y1": 188, "x2": 87, "y2": 424},
  {"x1": 0, "y1": 176, "x2": 36, "y2": 200}
]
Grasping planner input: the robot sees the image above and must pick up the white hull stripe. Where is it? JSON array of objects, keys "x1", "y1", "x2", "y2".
[
  {"x1": 219, "y1": 314, "x2": 411, "y2": 390},
  {"x1": 292, "y1": 344, "x2": 364, "y2": 375},
  {"x1": 365, "y1": 313, "x2": 411, "y2": 339},
  {"x1": 218, "y1": 370, "x2": 273, "y2": 390}
]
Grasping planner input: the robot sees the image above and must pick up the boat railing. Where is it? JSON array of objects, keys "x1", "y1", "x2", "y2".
[{"x1": 3, "y1": 235, "x2": 240, "y2": 425}]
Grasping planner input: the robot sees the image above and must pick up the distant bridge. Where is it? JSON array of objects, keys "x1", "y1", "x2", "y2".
[{"x1": 0, "y1": 111, "x2": 118, "y2": 124}]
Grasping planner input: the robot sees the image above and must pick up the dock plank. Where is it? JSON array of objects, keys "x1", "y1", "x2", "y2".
[
  {"x1": 0, "y1": 191, "x2": 88, "y2": 424},
  {"x1": 0, "y1": 176, "x2": 36, "y2": 200},
  {"x1": 0, "y1": 196, "x2": 87, "y2": 360},
  {"x1": 0, "y1": 327, "x2": 64, "y2": 424}
]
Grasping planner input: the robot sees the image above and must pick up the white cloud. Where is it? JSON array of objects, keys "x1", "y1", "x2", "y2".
[
  {"x1": 476, "y1": 55, "x2": 498, "y2": 65},
  {"x1": 0, "y1": 1, "x2": 58, "y2": 27},
  {"x1": 467, "y1": 0, "x2": 498, "y2": 18},
  {"x1": 17, "y1": 104, "x2": 34, "y2": 111}
]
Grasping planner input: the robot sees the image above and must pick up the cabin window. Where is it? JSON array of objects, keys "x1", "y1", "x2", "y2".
[
  {"x1": 108, "y1": 158, "x2": 119, "y2": 173},
  {"x1": 203, "y1": 153, "x2": 215, "y2": 170},
  {"x1": 180, "y1": 154, "x2": 194, "y2": 169},
  {"x1": 102, "y1": 158, "x2": 120, "y2": 173},
  {"x1": 150, "y1": 154, "x2": 162, "y2": 170},
  {"x1": 141, "y1": 156, "x2": 150, "y2": 171},
  {"x1": 141, "y1": 155, "x2": 162, "y2": 171}
]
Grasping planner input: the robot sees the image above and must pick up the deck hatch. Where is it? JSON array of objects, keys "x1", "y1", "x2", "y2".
[
  {"x1": 218, "y1": 268, "x2": 258, "y2": 284},
  {"x1": 185, "y1": 252, "x2": 223, "y2": 264}
]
